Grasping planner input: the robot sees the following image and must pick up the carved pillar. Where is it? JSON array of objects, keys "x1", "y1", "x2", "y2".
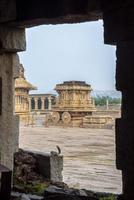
[{"x1": 0, "y1": 25, "x2": 26, "y2": 170}]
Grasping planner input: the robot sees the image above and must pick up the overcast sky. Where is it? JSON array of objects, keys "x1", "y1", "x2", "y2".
[{"x1": 19, "y1": 20, "x2": 116, "y2": 94}]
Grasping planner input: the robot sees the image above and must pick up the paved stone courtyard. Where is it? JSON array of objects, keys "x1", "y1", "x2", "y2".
[{"x1": 19, "y1": 126, "x2": 122, "y2": 194}]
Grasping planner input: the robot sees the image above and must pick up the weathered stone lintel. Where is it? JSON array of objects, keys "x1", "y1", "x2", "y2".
[
  {"x1": 0, "y1": 26, "x2": 26, "y2": 52},
  {"x1": 0, "y1": 0, "x2": 102, "y2": 27},
  {"x1": 11, "y1": 0, "x2": 101, "y2": 27}
]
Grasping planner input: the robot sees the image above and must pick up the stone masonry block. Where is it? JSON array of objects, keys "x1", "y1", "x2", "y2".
[
  {"x1": 24, "y1": 150, "x2": 63, "y2": 182},
  {"x1": 50, "y1": 152, "x2": 63, "y2": 182},
  {"x1": 0, "y1": 25, "x2": 26, "y2": 52}
]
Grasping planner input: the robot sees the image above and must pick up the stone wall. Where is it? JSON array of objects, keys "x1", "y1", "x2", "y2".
[{"x1": 14, "y1": 149, "x2": 63, "y2": 183}]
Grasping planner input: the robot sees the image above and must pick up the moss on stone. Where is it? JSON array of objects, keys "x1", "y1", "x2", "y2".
[
  {"x1": 99, "y1": 195, "x2": 116, "y2": 200},
  {"x1": 14, "y1": 182, "x2": 50, "y2": 195}
]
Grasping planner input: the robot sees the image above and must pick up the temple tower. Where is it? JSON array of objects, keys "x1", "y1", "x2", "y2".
[{"x1": 15, "y1": 64, "x2": 37, "y2": 120}]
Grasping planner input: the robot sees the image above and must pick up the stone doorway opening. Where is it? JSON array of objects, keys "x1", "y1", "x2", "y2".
[{"x1": 17, "y1": 21, "x2": 122, "y2": 194}]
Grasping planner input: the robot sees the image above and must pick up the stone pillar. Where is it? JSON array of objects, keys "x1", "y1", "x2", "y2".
[
  {"x1": 48, "y1": 97, "x2": 52, "y2": 110},
  {"x1": 106, "y1": 99, "x2": 109, "y2": 110},
  {"x1": 35, "y1": 98, "x2": 38, "y2": 110},
  {"x1": 41, "y1": 97, "x2": 45, "y2": 110},
  {"x1": 0, "y1": 54, "x2": 20, "y2": 169},
  {"x1": 116, "y1": 42, "x2": 134, "y2": 200},
  {"x1": 0, "y1": 25, "x2": 26, "y2": 170},
  {"x1": 29, "y1": 98, "x2": 31, "y2": 112}
]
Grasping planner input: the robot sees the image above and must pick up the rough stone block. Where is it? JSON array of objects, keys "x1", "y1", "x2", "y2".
[
  {"x1": 0, "y1": 26, "x2": 26, "y2": 52},
  {"x1": 44, "y1": 186, "x2": 97, "y2": 200},
  {"x1": 32, "y1": 151, "x2": 63, "y2": 182},
  {"x1": 50, "y1": 152, "x2": 63, "y2": 182},
  {"x1": 14, "y1": 149, "x2": 63, "y2": 183}
]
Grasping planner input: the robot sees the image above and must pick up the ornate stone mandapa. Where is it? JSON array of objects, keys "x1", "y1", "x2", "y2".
[
  {"x1": 54, "y1": 81, "x2": 95, "y2": 112},
  {"x1": 51, "y1": 81, "x2": 96, "y2": 127}
]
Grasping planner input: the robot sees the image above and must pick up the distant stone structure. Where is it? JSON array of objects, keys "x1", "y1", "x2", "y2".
[
  {"x1": 15, "y1": 64, "x2": 37, "y2": 121},
  {"x1": 15, "y1": 75, "x2": 113, "y2": 128},
  {"x1": 15, "y1": 65, "x2": 56, "y2": 125},
  {"x1": 51, "y1": 81, "x2": 96, "y2": 126},
  {"x1": 29, "y1": 94, "x2": 56, "y2": 114},
  {"x1": 54, "y1": 81, "x2": 95, "y2": 112}
]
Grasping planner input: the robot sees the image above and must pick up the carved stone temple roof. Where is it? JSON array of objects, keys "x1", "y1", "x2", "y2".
[
  {"x1": 15, "y1": 64, "x2": 37, "y2": 91},
  {"x1": 55, "y1": 81, "x2": 92, "y2": 91}
]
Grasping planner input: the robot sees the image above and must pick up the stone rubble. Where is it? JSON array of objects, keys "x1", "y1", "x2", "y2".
[
  {"x1": 11, "y1": 186, "x2": 120, "y2": 200},
  {"x1": 44, "y1": 185, "x2": 118, "y2": 200},
  {"x1": 11, "y1": 192, "x2": 44, "y2": 200}
]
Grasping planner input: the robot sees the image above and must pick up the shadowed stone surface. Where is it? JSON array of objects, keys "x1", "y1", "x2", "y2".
[{"x1": 0, "y1": 26, "x2": 26, "y2": 52}]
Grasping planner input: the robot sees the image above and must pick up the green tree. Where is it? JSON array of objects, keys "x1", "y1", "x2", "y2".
[{"x1": 94, "y1": 95, "x2": 121, "y2": 106}]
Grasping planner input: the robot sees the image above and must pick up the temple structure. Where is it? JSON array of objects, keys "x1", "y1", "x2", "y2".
[
  {"x1": 51, "y1": 81, "x2": 96, "y2": 126},
  {"x1": 15, "y1": 64, "x2": 56, "y2": 124},
  {"x1": 15, "y1": 64, "x2": 37, "y2": 120},
  {"x1": 49, "y1": 81, "x2": 112, "y2": 127},
  {"x1": 54, "y1": 81, "x2": 95, "y2": 112}
]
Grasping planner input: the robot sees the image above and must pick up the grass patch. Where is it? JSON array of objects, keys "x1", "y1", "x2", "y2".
[{"x1": 99, "y1": 195, "x2": 116, "y2": 200}]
